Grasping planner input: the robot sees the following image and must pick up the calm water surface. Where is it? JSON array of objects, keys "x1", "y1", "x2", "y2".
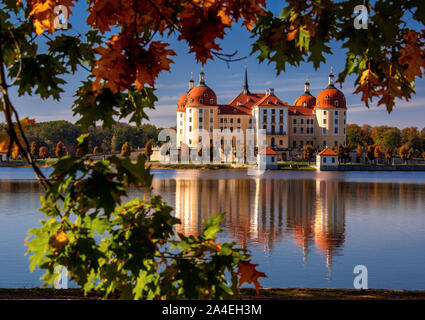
[{"x1": 0, "y1": 167, "x2": 424, "y2": 289}]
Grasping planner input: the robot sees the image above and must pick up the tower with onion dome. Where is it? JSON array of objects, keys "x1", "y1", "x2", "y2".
[
  {"x1": 176, "y1": 68, "x2": 219, "y2": 148},
  {"x1": 314, "y1": 68, "x2": 347, "y2": 148}
]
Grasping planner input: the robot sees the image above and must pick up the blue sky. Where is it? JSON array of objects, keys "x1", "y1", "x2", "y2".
[{"x1": 5, "y1": 1, "x2": 425, "y2": 129}]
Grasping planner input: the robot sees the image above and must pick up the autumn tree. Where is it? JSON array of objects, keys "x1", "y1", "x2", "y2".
[
  {"x1": 385, "y1": 148, "x2": 394, "y2": 165},
  {"x1": 121, "y1": 141, "x2": 131, "y2": 157},
  {"x1": 374, "y1": 145, "x2": 384, "y2": 163},
  {"x1": 355, "y1": 145, "x2": 363, "y2": 163},
  {"x1": 337, "y1": 144, "x2": 345, "y2": 164},
  {"x1": 144, "y1": 140, "x2": 153, "y2": 161},
  {"x1": 366, "y1": 145, "x2": 376, "y2": 165},
  {"x1": 55, "y1": 141, "x2": 67, "y2": 158},
  {"x1": 399, "y1": 145, "x2": 412, "y2": 164},
  {"x1": 39, "y1": 146, "x2": 48, "y2": 159},
  {"x1": 303, "y1": 144, "x2": 314, "y2": 164},
  {"x1": 93, "y1": 146, "x2": 99, "y2": 154},
  {"x1": 30, "y1": 141, "x2": 38, "y2": 158}
]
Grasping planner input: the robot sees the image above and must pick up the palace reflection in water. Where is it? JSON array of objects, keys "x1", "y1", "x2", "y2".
[{"x1": 151, "y1": 176, "x2": 346, "y2": 271}]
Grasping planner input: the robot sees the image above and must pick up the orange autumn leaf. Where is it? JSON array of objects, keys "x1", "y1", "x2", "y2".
[
  {"x1": 398, "y1": 30, "x2": 425, "y2": 81},
  {"x1": 92, "y1": 34, "x2": 175, "y2": 93},
  {"x1": 49, "y1": 231, "x2": 68, "y2": 251},
  {"x1": 27, "y1": 0, "x2": 76, "y2": 35},
  {"x1": 237, "y1": 261, "x2": 266, "y2": 297}
]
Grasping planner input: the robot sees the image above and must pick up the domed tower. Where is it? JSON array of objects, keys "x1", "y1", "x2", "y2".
[
  {"x1": 177, "y1": 68, "x2": 218, "y2": 148},
  {"x1": 294, "y1": 76, "x2": 316, "y2": 108},
  {"x1": 176, "y1": 73, "x2": 194, "y2": 147},
  {"x1": 315, "y1": 68, "x2": 347, "y2": 148}
]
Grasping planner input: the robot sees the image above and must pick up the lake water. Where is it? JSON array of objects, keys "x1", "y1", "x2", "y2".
[{"x1": 0, "y1": 167, "x2": 425, "y2": 289}]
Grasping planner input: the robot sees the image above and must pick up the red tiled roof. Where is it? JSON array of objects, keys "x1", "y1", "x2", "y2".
[
  {"x1": 288, "y1": 106, "x2": 314, "y2": 116},
  {"x1": 218, "y1": 104, "x2": 251, "y2": 115},
  {"x1": 317, "y1": 147, "x2": 337, "y2": 156},
  {"x1": 255, "y1": 94, "x2": 288, "y2": 107},
  {"x1": 228, "y1": 92, "x2": 266, "y2": 109},
  {"x1": 259, "y1": 147, "x2": 277, "y2": 155},
  {"x1": 316, "y1": 86, "x2": 347, "y2": 109},
  {"x1": 294, "y1": 93, "x2": 316, "y2": 108}
]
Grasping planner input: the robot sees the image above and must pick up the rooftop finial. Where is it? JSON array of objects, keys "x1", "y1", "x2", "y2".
[
  {"x1": 304, "y1": 75, "x2": 310, "y2": 93},
  {"x1": 328, "y1": 66, "x2": 335, "y2": 87},
  {"x1": 189, "y1": 72, "x2": 194, "y2": 90},
  {"x1": 243, "y1": 63, "x2": 250, "y2": 94},
  {"x1": 199, "y1": 66, "x2": 205, "y2": 86}
]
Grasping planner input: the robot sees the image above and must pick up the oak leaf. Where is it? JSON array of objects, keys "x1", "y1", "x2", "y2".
[{"x1": 237, "y1": 260, "x2": 266, "y2": 297}]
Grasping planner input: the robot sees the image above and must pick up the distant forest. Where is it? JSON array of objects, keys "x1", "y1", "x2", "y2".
[
  {"x1": 0, "y1": 120, "x2": 162, "y2": 157},
  {"x1": 347, "y1": 124, "x2": 425, "y2": 158}
]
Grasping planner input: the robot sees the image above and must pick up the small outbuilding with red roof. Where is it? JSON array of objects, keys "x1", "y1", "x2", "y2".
[
  {"x1": 316, "y1": 147, "x2": 338, "y2": 170},
  {"x1": 258, "y1": 147, "x2": 278, "y2": 170}
]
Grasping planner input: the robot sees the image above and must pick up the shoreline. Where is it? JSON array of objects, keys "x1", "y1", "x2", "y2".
[{"x1": 1, "y1": 287, "x2": 425, "y2": 300}]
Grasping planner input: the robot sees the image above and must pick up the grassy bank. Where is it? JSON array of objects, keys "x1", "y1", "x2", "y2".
[{"x1": 1, "y1": 288, "x2": 425, "y2": 300}]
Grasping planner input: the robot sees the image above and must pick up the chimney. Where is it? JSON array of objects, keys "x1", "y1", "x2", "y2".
[
  {"x1": 265, "y1": 89, "x2": 270, "y2": 95},
  {"x1": 270, "y1": 88, "x2": 274, "y2": 95}
]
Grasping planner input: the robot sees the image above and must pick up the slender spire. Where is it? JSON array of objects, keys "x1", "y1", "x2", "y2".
[
  {"x1": 243, "y1": 63, "x2": 250, "y2": 94},
  {"x1": 304, "y1": 75, "x2": 310, "y2": 93},
  {"x1": 328, "y1": 66, "x2": 335, "y2": 87},
  {"x1": 189, "y1": 72, "x2": 194, "y2": 90},
  {"x1": 198, "y1": 66, "x2": 206, "y2": 86}
]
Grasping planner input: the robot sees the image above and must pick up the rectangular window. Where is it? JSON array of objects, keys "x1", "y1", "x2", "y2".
[
  {"x1": 280, "y1": 116, "x2": 283, "y2": 122},
  {"x1": 323, "y1": 119, "x2": 327, "y2": 124},
  {"x1": 324, "y1": 110, "x2": 327, "y2": 115},
  {"x1": 272, "y1": 116, "x2": 275, "y2": 123},
  {"x1": 293, "y1": 141, "x2": 296, "y2": 148},
  {"x1": 280, "y1": 125, "x2": 283, "y2": 133},
  {"x1": 335, "y1": 119, "x2": 338, "y2": 125},
  {"x1": 293, "y1": 119, "x2": 297, "y2": 124},
  {"x1": 293, "y1": 127, "x2": 297, "y2": 134},
  {"x1": 324, "y1": 157, "x2": 327, "y2": 163},
  {"x1": 237, "y1": 118, "x2": 241, "y2": 123},
  {"x1": 220, "y1": 118, "x2": 223, "y2": 123},
  {"x1": 189, "y1": 117, "x2": 192, "y2": 122},
  {"x1": 199, "y1": 109, "x2": 203, "y2": 113},
  {"x1": 332, "y1": 157, "x2": 335, "y2": 163},
  {"x1": 272, "y1": 109, "x2": 275, "y2": 114},
  {"x1": 301, "y1": 119, "x2": 304, "y2": 124},
  {"x1": 230, "y1": 118, "x2": 234, "y2": 123},
  {"x1": 271, "y1": 126, "x2": 275, "y2": 134},
  {"x1": 280, "y1": 109, "x2": 283, "y2": 115},
  {"x1": 335, "y1": 111, "x2": 338, "y2": 115},
  {"x1": 199, "y1": 117, "x2": 203, "y2": 122},
  {"x1": 301, "y1": 127, "x2": 304, "y2": 134},
  {"x1": 279, "y1": 140, "x2": 283, "y2": 145},
  {"x1": 335, "y1": 128, "x2": 338, "y2": 134},
  {"x1": 263, "y1": 116, "x2": 267, "y2": 123}
]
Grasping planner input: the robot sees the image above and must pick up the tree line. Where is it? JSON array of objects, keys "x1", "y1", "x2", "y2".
[
  {"x1": 346, "y1": 124, "x2": 425, "y2": 160},
  {"x1": 0, "y1": 120, "x2": 161, "y2": 158}
]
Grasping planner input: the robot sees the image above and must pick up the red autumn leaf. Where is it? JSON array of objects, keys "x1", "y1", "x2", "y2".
[{"x1": 237, "y1": 260, "x2": 266, "y2": 297}]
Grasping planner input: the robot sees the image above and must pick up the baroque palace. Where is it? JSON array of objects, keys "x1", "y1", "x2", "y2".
[{"x1": 176, "y1": 67, "x2": 347, "y2": 159}]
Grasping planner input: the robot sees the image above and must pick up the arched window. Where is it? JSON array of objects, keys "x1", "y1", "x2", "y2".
[{"x1": 335, "y1": 100, "x2": 339, "y2": 106}]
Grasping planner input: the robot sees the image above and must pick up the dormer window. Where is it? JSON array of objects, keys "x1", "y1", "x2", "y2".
[
  {"x1": 199, "y1": 98, "x2": 203, "y2": 104},
  {"x1": 190, "y1": 98, "x2": 194, "y2": 103},
  {"x1": 325, "y1": 95, "x2": 329, "y2": 99},
  {"x1": 204, "y1": 93, "x2": 208, "y2": 97},
  {"x1": 303, "y1": 102, "x2": 307, "y2": 107},
  {"x1": 335, "y1": 100, "x2": 339, "y2": 107},
  {"x1": 317, "y1": 101, "x2": 319, "y2": 106}
]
